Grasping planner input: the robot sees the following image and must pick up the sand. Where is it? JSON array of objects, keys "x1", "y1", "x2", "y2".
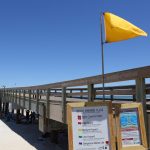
[{"x1": 0, "y1": 119, "x2": 63, "y2": 150}]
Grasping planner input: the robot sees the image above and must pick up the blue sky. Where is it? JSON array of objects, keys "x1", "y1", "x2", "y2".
[{"x1": 0, "y1": 0, "x2": 150, "y2": 87}]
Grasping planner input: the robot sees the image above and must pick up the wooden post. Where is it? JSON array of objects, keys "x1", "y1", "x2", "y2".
[
  {"x1": 62, "y1": 87, "x2": 66, "y2": 123},
  {"x1": 80, "y1": 89, "x2": 83, "y2": 99},
  {"x1": 70, "y1": 89, "x2": 72, "y2": 98},
  {"x1": 12, "y1": 90, "x2": 14, "y2": 104},
  {"x1": 110, "y1": 88, "x2": 114, "y2": 101},
  {"x1": 28, "y1": 90, "x2": 31, "y2": 110},
  {"x1": 46, "y1": 89, "x2": 50, "y2": 132},
  {"x1": 135, "y1": 77, "x2": 149, "y2": 145},
  {"x1": 88, "y1": 84, "x2": 95, "y2": 101},
  {"x1": 23, "y1": 90, "x2": 25, "y2": 109},
  {"x1": 18, "y1": 90, "x2": 21, "y2": 107},
  {"x1": 11, "y1": 90, "x2": 14, "y2": 114},
  {"x1": 15, "y1": 90, "x2": 17, "y2": 104},
  {"x1": 36, "y1": 89, "x2": 39, "y2": 114}
]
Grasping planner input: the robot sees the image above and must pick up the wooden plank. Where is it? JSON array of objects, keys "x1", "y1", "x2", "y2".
[
  {"x1": 67, "y1": 89, "x2": 135, "y2": 97},
  {"x1": 96, "y1": 89, "x2": 135, "y2": 95},
  {"x1": 5, "y1": 66, "x2": 150, "y2": 90},
  {"x1": 18, "y1": 90, "x2": 21, "y2": 107},
  {"x1": 88, "y1": 84, "x2": 94, "y2": 101},
  {"x1": 23, "y1": 90, "x2": 25, "y2": 108},
  {"x1": 28, "y1": 90, "x2": 31, "y2": 110},
  {"x1": 36, "y1": 89, "x2": 39, "y2": 114},
  {"x1": 62, "y1": 87, "x2": 66, "y2": 123},
  {"x1": 46, "y1": 89, "x2": 50, "y2": 132}
]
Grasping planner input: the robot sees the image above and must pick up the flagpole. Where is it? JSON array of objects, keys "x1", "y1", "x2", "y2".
[{"x1": 100, "y1": 12, "x2": 105, "y2": 101}]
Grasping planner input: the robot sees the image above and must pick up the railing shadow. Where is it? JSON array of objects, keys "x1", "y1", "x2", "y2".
[{"x1": 0, "y1": 116, "x2": 63, "y2": 150}]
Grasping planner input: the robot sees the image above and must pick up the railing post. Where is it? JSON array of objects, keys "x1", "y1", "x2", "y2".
[
  {"x1": 88, "y1": 84, "x2": 94, "y2": 101},
  {"x1": 19, "y1": 90, "x2": 21, "y2": 107},
  {"x1": 11, "y1": 90, "x2": 14, "y2": 114},
  {"x1": 23, "y1": 90, "x2": 25, "y2": 108},
  {"x1": 62, "y1": 87, "x2": 66, "y2": 123},
  {"x1": 36, "y1": 89, "x2": 39, "y2": 114},
  {"x1": 28, "y1": 90, "x2": 31, "y2": 110},
  {"x1": 12, "y1": 90, "x2": 14, "y2": 104},
  {"x1": 46, "y1": 89, "x2": 50, "y2": 132},
  {"x1": 80, "y1": 89, "x2": 83, "y2": 99},
  {"x1": 110, "y1": 88, "x2": 114, "y2": 101},
  {"x1": 70, "y1": 89, "x2": 72, "y2": 98},
  {"x1": 15, "y1": 90, "x2": 17, "y2": 104},
  {"x1": 135, "y1": 77, "x2": 149, "y2": 145},
  {"x1": 46, "y1": 89, "x2": 50, "y2": 119}
]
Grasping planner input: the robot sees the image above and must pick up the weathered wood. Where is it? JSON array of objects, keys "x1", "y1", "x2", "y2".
[
  {"x1": 36, "y1": 89, "x2": 39, "y2": 114},
  {"x1": 18, "y1": 90, "x2": 21, "y2": 107},
  {"x1": 46, "y1": 89, "x2": 50, "y2": 132},
  {"x1": 5, "y1": 66, "x2": 150, "y2": 90},
  {"x1": 23, "y1": 90, "x2": 25, "y2": 108},
  {"x1": 88, "y1": 84, "x2": 94, "y2": 101},
  {"x1": 28, "y1": 90, "x2": 31, "y2": 110},
  {"x1": 96, "y1": 89, "x2": 135, "y2": 95},
  {"x1": 62, "y1": 87, "x2": 66, "y2": 123},
  {"x1": 15, "y1": 90, "x2": 17, "y2": 104},
  {"x1": 136, "y1": 77, "x2": 149, "y2": 146}
]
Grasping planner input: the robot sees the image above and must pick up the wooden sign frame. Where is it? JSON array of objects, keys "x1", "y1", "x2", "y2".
[
  {"x1": 67, "y1": 101, "x2": 116, "y2": 150},
  {"x1": 115, "y1": 103, "x2": 148, "y2": 150}
]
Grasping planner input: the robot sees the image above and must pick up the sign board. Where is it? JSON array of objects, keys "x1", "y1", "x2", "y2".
[
  {"x1": 115, "y1": 103, "x2": 148, "y2": 150},
  {"x1": 67, "y1": 101, "x2": 115, "y2": 150}
]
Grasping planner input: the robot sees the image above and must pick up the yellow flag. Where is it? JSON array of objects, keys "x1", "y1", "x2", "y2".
[{"x1": 104, "y1": 12, "x2": 147, "y2": 43}]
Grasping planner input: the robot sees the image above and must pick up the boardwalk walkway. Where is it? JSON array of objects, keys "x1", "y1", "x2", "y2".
[{"x1": 0, "y1": 119, "x2": 63, "y2": 150}]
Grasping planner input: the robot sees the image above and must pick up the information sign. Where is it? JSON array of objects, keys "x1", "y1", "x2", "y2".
[
  {"x1": 115, "y1": 103, "x2": 148, "y2": 150},
  {"x1": 67, "y1": 101, "x2": 115, "y2": 150},
  {"x1": 120, "y1": 108, "x2": 141, "y2": 146}
]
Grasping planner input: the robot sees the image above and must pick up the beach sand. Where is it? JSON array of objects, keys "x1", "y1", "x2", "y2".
[{"x1": 0, "y1": 119, "x2": 63, "y2": 150}]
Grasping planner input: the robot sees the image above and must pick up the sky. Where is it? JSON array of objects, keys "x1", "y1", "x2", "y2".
[{"x1": 0, "y1": 0, "x2": 150, "y2": 88}]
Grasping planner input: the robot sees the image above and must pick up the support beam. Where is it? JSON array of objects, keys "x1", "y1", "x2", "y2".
[
  {"x1": 15, "y1": 90, "x2": 17, "y2": 104},
  {"x1": 46, "y1": 89, "x2": 50, "y2": 132},
  {"x1": 135, "y1": 77, "x2": 148, "y2": 145},
  {"x1": 18, "y1": 90, "x2": 21, "y2": 107},
  {"x1": 88, "y1": 84, "x2": 95, "y2": 101},
  {"x1": 80, "y1": 89, "x2": 83, "y2": 99},
  {"x1": 110, "y1": 88, "x2": 114, "y2": 101},
  {"x1": 36, "y1": 89, "x2": 39, "y2": 114},
  {"x1": 62, "y1": 87, "x2": 66, "y2": 123},
  {"x1": 23, "y1": 90, "x2": 25, "y2": 109},
  {"x1": 28, "y1": 90, "x2": 31, "y2": 110}
]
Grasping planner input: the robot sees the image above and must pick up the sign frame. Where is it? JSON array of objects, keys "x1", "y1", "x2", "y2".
[
  {"x1": 67, "y1": 101, "x2": 116, "y2": 150},
  {"x1": 115, "y1": 103, "x2": 148, "y2": 150}
]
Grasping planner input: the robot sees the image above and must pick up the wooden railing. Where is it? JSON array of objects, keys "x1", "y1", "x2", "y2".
[{"x1": 0, "y1": 65, "x2": 150, "y2": 123}]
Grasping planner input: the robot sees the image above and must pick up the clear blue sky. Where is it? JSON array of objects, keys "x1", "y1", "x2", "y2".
[{"x1": 0, "y1": 0, "x2": 150, "y2": 87}]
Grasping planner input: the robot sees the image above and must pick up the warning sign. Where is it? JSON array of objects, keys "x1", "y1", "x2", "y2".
[{"x1": 67, "y1": 101, "x2": 115, "y2": 150}]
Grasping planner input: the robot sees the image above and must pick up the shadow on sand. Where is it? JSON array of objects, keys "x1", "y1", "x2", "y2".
[{"x1": 1, "y1": 117, "x2": 65, "y2": 150}]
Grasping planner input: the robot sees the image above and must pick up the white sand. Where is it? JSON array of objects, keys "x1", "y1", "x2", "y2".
[{"x1": 0, "y1": 120, "x2": 37, "y2": 150}]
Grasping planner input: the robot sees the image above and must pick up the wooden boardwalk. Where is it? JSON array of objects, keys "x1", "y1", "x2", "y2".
[{"x1": 0, "y1": 65, "x2": 150, "y2": 146}]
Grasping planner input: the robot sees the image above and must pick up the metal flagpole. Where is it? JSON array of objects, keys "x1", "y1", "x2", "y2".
[{"x1": 100, "y1": 13, "x2": 105, "y2": 101}]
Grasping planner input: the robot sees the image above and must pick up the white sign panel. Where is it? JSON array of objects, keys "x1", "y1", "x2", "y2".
[{"x1": 72, "y1": 106, "x2": 110, "y2": 150}]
